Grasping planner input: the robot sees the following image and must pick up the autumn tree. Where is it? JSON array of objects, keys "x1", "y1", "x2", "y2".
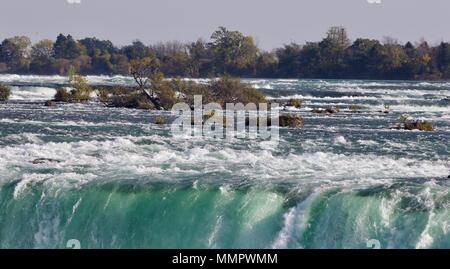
[
  {"x1": 188, "y1": 39, "x2": 214, "y2": 77},
  {"x1": 208, "y1": 76, "x2": 266, "y2": 106},
  {"x1": 130, "y1": 57, "x2": 163, "y2": 109},
  {"x1": 317, "y1": 27, "x2": 350, "y2": 77},
  {"x1": 326, "y1": 26, "x2": 351, "y2": 49},
  {"x1": 30, "y1": 39, "x2": 55, "y2": 73},
  {"x1": 111, "y1": 54, "x2": 130, "y2": 74},
  {"x1": 210, "y1": 27, "x2": 258, "y2": 75},
  {"x1": 151, "y1": 41, "x2": 193, "y2": 77},
  {"x1": 0, "y1": 36, "x2": 32, "y2": 72},
  {"x1": 68, "y1": 66, "x2": 92, "y2": 102}
]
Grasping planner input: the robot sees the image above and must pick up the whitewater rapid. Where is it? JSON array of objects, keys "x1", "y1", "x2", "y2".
[{"x1": 0, "y1": 76, "x2": 449, "y2": 249}]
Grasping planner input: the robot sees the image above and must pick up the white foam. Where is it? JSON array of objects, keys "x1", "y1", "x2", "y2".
[
  {"x1": 0, "y1": 74, "x2": 67, "y2": 84},
  {"x1": 9, "y1": 86, "x2": 56, "y2": 101},
  {"x1": 357, "y1": 140, "x2": 379, "y2": 146},
  {"x1": 0, "y1": 74, "x2": 135, "y2": 87},
  {"x1": 0, "y1": 135, "x2": 448, "y2": 192},
  {"x1": 334, "y1": 135, "x2": 349, "y2": 145},
  {"x1": 272, "y1": 192, "x2": 318, "y2": 249},
  {"x1": 415, "y1": 186, "x2": 436, "y2": 249},
  {"x1": 13, "y1": 172, "x2": 97, "y2": 199},
  {"x1": 4, "y1": 133, "x2": 44, "y2": 144}
]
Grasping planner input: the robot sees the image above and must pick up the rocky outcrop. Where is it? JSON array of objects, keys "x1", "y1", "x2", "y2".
[
  {"x1": 285, "y1": 99, "x2": 302, "y2": 109},
  {"x1": 403, "y1": 120, "x2": 434, "y2": 132},
  {"x1": 278, "y1": 115, "x2": 304, "y2": 128},
  {"x1": 196, "y1": 113, "x2": 305, "y2": 129},
  {"x1": 243, "y1": 115, "x2": 304, "y2": 128}
]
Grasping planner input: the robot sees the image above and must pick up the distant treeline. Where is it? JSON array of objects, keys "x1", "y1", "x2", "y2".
[{"x1": 1, "y1": 26, "x2": 450, "y2": 80}]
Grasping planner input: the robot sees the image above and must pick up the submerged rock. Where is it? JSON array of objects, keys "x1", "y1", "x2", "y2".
[
  {"x1": 278, "y1": 115, "x2": 304, "y2": 128},
  {"x1": 312, "y1": 107, "x2": 340, "y2": 114},
  {"x1": 31, "y1": 158, "x2": 61, "y2": 165},
  {"x1": 311, "y1": 108, "x2": 327, "y2": 114},
  {"x1": 154, "y1": 116, "x2": 166, "y2": 125},
  {"x1": 242, "y1": 115, "x2": 304, "y2": 128},
  {"x1": 44, "y1": 100, "x2": 56, "y2": 107},
  {"x1": 349, "y1": 105, "x2": 363, "y2": 112},
  {"x1": 403, "y1": 120, "x2": 434, "y2": 132},
  {"x1": 285, "y1": 99, "x2": 302, "y2": 109}
]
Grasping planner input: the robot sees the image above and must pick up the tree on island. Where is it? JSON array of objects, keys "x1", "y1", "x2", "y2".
[{"x1": 130, "y1": 57, "x2": 163, "y2": 109}]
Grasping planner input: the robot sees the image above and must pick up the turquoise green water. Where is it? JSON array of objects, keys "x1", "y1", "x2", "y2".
[{"x1": 0, "y1": 76, "x2": 449, "y2": 249}]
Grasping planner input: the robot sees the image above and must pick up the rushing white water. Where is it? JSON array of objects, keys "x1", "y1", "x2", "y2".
[
  {"x1": 0, "y1": 76, "x2": 449, "y2": 249},
  {"x1": 9, "y1": 86, "x2": 56, "y2": 101}
]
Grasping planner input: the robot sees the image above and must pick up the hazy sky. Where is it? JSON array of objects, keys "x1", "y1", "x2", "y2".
[{"x1": 1, "y1": 0, "x2": 449, "y2": 50}]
